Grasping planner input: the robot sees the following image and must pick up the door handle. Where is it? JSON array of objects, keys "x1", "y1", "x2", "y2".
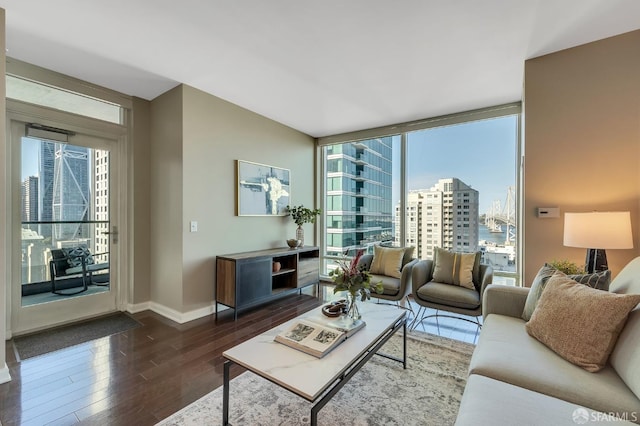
[{"x1": 102, "y1": 226, "x2": 119, "y2": 244}]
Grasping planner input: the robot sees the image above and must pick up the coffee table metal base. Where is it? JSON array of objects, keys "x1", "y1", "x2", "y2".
[{"x1": 223, "y1": 317, "x2": 406, "y2": 426}]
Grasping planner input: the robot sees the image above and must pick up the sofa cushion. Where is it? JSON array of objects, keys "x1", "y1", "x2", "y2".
[
  {"x1": 522, "y1": 265, "x2": 612, "y2": 321},
  {"x1": 526, "y1": 273, "x2": 640, "y2": 372},
  {"x1": 370, "y1": 246, "x2": 405, "y2": 279},
  {"x1": 457, "y1": 374, "x2": 636, "y2": 426},
  {"x1": 369, "y1": 273, "x2": 400, "y2": 296},
  {"x1": 432, "y1": 247, "x2": 479, "y2": 290},
  {"x1": 416, "y1": 282, "x2": 480, "y2": 310},
  {"x1": 470, "y1": 314, "x2": 640, "y2": 416}
]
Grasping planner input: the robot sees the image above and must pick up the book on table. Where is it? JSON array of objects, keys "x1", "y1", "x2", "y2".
[{"x1": 274, "y1": 317, "x2": 366, "y2": 358}]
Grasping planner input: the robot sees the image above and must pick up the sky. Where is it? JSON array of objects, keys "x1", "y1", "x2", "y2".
[
  {"x1": 394, "y1": 115, "x2": 518, "y2": 214},
  {"x1": 22, "y1": 138, "x2": 40, "y2": 180}
]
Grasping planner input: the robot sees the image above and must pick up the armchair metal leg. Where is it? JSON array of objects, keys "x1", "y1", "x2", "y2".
[
  {"x1": 372, "y1": 296, "x2": 415, "y2": 317},
  {"x1": 410, "y1": 308, "x2": 482, "y2": 338}
]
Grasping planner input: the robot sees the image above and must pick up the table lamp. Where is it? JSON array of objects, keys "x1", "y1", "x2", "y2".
[{"x1": 563, "y1": 211, "x2": 633, "y2": 273}]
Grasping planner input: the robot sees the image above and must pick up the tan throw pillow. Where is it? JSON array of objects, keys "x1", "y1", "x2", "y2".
[
  {"x1": 432, "y1": 247, "x2": 478, "y2": 290},
  {"x1": 370, "y1": 246, "x2": 405, "y2": 279},
  {"x1": 526, "y1": 272, "x2": 640, "y2": 372}
]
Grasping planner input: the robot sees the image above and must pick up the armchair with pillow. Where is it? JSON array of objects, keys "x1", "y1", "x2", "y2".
[
  {"x1": 410, "y1": 247, "x2": 493, "y2": 332},
  {"x1": 356, "y1": 245, "x2": 418, "y2": 308}
]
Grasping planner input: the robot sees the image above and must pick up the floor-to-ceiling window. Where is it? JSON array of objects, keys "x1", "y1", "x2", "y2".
[
  {"x1": 323, "y1": 136, "x2": 401, "y2": 273},
  {"x1": 320, "y1": 104, "x2": 521, "y2": 285}
]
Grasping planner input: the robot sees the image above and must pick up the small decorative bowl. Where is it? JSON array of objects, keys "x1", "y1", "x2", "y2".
[{"x1": 287, "y1": 239, "x2": 301, "y2": 248}]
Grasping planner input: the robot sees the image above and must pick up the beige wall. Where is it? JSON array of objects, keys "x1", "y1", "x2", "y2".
[
  {"x1": 149, "y1": 86, "x2": 184, "y2": 311},
  {"x1": 149, "y1": 84, "x2": 316, "y2": 316},
  {"x1": 0, "y1": 7, "x2": 9, "y2": 382},
  {"x1": 523, "y1": 30, "x2": 640, "y2": 285},
  {"x1": 131, "y1": 97, "x2": 151, "y2": 304}
]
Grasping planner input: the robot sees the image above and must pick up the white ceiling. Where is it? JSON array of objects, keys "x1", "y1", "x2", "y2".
[{"x1": 1, "y1": 1, "x2": 639, "y2": 138}]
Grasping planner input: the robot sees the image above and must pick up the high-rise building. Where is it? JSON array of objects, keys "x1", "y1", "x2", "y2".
[
  {"x1": 94, "y1": 150, "x2": 110, "y2": 260},
  {"x1": 38, "y1": 141, "x2": 56, "y2": 238},
  {"x1": 325, "y1": 137, "x2": 394, "y2": 257},
  {"x1": 22, "y1": 176, "x2": 39, "y2": 229},
  {"x1": 50, "y1": 144, "x2": 91, "y2": 242},
  {"x1": 397, "y1": 178, "x2": 479, "y2": 259}
]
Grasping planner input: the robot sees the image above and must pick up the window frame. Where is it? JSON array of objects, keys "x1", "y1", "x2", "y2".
[{"x1": 318, "y1": 103, "x2": 523, "y2": 285}]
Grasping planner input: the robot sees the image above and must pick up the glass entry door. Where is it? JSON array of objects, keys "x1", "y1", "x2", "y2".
[{"x1": 12, "y1": 119, "x2": 119, "y2": 334}]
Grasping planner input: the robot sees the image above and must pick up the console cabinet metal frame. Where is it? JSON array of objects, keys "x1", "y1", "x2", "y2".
[{"x1": 215, "y1": 246, "x2": 320, "y2": 320}]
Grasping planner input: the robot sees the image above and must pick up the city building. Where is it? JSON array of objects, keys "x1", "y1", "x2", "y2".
[
  {"x1": 50, "y1": 144, "x2": 91, "y2": 243},
  {"x1": 21, "y1": 176, "x2": 38, "y2": 227},
  {"x1": 325, "y1": 137, "x2": 394, "y2": 258},
  {"x1": 397, "y1": 178, "x2": 479, "y2": 260},
  {"x1": 94, "y1": 149, "x2": 110, "y2": 261}
]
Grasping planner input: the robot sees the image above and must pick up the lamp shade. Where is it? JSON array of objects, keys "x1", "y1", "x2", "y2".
[{"x1": 563, "y1": 211, "x2": 633, "y2": 249}]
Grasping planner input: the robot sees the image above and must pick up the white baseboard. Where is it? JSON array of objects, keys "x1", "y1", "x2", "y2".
[
  {"x1": 126, "y1": 300, "x2": 230, "y2": 324},
  {"x1": 0, "y1": 363, "x2": 11, "y2": 384},
  {"x1": 126, "y1": 301, "x2": 151, "y2": 314},
  {"x1": 139, "y1": 302, "x2": 228, "y2": 324}
]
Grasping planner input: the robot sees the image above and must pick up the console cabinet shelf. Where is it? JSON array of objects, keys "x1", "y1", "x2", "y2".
[{"x1": 216, "y1": 246, "x2": 320, "y2": 320}]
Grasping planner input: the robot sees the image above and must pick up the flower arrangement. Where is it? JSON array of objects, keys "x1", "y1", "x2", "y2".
[
  {"x1": 329, "y1": 250, "x2": 384, "y2": 321},
  {"x1": 286, "y1": 205, "x2": 321, "y2": 226}
]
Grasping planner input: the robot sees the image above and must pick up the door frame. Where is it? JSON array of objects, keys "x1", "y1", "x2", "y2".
[{"x1": 6, "y1": 99, "x2": 131, "y2": 336}]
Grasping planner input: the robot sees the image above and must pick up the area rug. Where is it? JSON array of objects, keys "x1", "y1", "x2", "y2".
[
  {"x1": 13, "y1": 312, "x2": 141, "y2": 360},
  {"x1": 157, "y1": 331, "x2": 475, "y2": 426}
]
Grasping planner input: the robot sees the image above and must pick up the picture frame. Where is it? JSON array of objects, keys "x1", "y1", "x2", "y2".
[{"x1": 237, "y1": 160, "x2": 291, "y2": 216}]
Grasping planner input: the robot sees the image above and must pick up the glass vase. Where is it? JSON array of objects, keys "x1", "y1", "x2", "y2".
[
  {"x1": 346, "y1": 292, "x2": 361, "y2": 323},
  {"x1": 296, "y1": 225, "x2": 304, "y2": 247}
]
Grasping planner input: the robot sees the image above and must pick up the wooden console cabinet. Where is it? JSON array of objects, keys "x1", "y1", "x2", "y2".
[{"x1": 215, "y1": 246, "x2": 320, "y2": 320}]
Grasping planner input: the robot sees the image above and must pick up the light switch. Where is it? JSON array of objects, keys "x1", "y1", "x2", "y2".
[{"x1": 190, "y1": 221, "x2": 198, "y2": 232}]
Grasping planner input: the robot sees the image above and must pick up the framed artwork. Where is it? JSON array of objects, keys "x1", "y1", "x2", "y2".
[{"x1": 237, "y1": 160, "x2": 291, "y2": 216}]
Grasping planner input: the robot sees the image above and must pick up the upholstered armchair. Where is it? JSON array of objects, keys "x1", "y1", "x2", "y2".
[
  {"x1": 410, "y1": 250, "x2": 493, "y2": 332},
  {"x1": 357, "y1": 246, "x2": 418, "y2": 309}
]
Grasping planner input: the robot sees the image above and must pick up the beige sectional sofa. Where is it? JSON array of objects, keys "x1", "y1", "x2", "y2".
[{"x1": 456, "y1": 257, "x2": 640, "y2": 425}]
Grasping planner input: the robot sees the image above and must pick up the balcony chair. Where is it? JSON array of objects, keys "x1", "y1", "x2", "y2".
[
  {"x1": 49, "y1": 245, "x2": 110, "y2": 295},
  {"x1": 410, "y1": 248, "x2": 493, "y2": 337},
  {"x1": 356, "y1": 245, "x2": 418, "y2": 313}
]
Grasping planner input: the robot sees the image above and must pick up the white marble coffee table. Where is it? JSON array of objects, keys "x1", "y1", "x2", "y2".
[{"x1": 222, "y1": 302, "x2": 407, "y2": 425}]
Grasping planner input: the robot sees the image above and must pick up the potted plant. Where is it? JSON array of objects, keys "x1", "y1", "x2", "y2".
[
  {"x1": 286, "y1": 205, "x2": 321, "y2": 247},
  {"x1": 547, "y1": 259, "x2": 584, "y2": 274}
]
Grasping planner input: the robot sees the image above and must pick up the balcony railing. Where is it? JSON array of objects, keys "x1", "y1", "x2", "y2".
[{"x1": 21, "y1": 220, "x2": 109, "y2": 286}]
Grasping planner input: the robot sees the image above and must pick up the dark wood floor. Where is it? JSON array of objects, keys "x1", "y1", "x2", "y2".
[
  {"x1": 1, "y1": 292, "x2": 324, "y2": 426},
  {"x1": 0, "y1": 286, "x2": 480, "y2": 426}
]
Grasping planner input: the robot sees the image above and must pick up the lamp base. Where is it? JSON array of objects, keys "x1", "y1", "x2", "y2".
[{"x1": 585, "y1": 248, "x2": 608, "y2": 273}]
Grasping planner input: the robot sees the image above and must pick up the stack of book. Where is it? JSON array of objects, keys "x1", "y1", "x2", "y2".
[{"x1": 274, "y1": 315, "x2": 365, "y2": 358}]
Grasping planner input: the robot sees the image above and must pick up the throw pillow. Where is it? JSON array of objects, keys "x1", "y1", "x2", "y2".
[
  {"x1": 432, "y1": 247, "x2": 478, "y2": 290},
  {"x1": 370, "y1": 246, "x2": 405, "y2": 279},
  {"x1": 526, "y1": 272, "x2": 640, "y2": 372},
  {"x1": 63, "y1": 245, "x2": 95, "y2": 269},
  {"x1": 521, "y1": 264, "x2": 558, "y2": 321},
  {"x1": 521, "y1": 265, "x2": 612, "y2": 321},
  {"x1": 568, "y1": 269, "x2": 611, "y2": 291}
]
